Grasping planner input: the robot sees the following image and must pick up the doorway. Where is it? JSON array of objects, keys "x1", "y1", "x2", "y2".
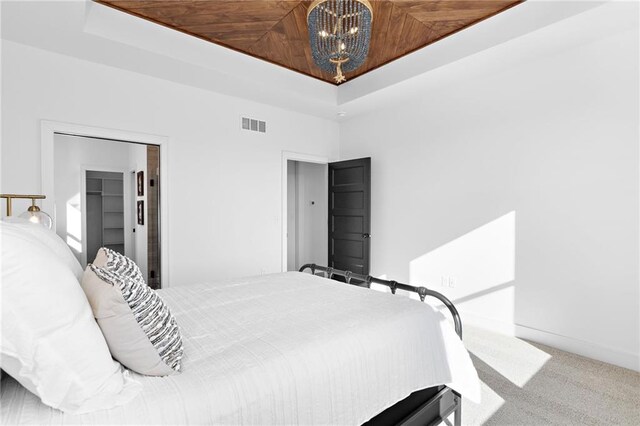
[
  {"x1": 286, "y1": 160, "x2": 328, "y2": 271},
  {"x1": 53, "y1": 133, "x2": 162, "y2": 288}
]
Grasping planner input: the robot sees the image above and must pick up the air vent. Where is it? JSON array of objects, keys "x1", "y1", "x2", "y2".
[{"x1": 241, "y1": 116, "x2": 266, "y2": 133}]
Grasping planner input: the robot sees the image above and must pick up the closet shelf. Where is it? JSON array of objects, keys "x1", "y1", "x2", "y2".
[{"x1": 103, "y1": 240, "x2": 125, "y2": 245}]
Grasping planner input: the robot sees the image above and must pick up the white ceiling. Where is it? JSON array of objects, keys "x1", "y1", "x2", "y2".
[
  {"x1": 340, "y1": 0, "x2": 637, "y2": 118},
  {"x1": 1, "y1": 0, "x2": 612, "y2": 120}
]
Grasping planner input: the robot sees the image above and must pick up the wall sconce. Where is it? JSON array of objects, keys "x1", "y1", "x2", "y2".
[{"x1": 1, "y1": 194, "x2": 53, "y2": 229}]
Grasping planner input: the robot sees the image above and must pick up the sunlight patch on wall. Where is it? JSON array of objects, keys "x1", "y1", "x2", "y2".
[
  {"x1": 66, "y1": 235, "x2": 82, "y2": 253},
  {"x1": 66, "y1": 193, "x2": 82, "y2": 252},
  {"x1": 409, "y1": 211, "x2": 516, "y2": 326}
]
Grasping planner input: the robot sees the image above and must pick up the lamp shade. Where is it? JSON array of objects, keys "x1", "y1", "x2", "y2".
[{"x1": 19, "y1": 206, "x2": 53, "y2": 229}]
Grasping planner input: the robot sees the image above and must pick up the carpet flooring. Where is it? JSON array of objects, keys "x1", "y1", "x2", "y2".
[{"x1": 459, "y1": 325, "x2": 640, "y2": 425}]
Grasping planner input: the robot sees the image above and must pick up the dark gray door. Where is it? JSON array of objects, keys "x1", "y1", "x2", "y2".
[{"x1": 328, "y1": 157, "x2": 371, "y2": 275}]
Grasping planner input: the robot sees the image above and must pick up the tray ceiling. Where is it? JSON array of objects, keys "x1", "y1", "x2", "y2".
[{"x1": 96, "y1": 0, "x2": 523, "y2": 85}]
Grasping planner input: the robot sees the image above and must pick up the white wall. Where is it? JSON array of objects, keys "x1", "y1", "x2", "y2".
[
  {"x1": 1, "y1": 40, "x2": 339, "y2": 284},
  {"x1": 53, "y1": 134, "x2": 133, "y2": 266},
  {"x1": 340, "y1": 6, "x2": 639, "y2": 370}
]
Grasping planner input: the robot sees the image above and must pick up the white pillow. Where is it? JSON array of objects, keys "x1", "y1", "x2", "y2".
[
  {"x1": 0, "y1": 221, "x2": 141, "y2": 414},
  {"x1": 82, "y1": 248, "x2": 183, "y2": 376},
  {"x1": 1, "y1": 217, "x2": 83, "y2": 282}
]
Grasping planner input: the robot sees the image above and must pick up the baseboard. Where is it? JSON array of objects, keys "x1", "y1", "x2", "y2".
[
  {"x1": 514, "y1": 324, "x2": 640, "y2": 372},
  {"x1": 459, "y1": 312, "x2": 639, "y2": 372}
]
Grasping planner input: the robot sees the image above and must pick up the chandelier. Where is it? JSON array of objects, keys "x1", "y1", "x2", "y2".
[{"x1": 307, "y1": 0, "x2": 373, "y2": 84}]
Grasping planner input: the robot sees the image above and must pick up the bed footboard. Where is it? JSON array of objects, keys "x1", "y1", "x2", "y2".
[
  {"x1": 298, "y1": 264, "x2": 462, "y2": 338},
  {"x1": 298, "y1": 263, "x2": 463, "y2": 426}
]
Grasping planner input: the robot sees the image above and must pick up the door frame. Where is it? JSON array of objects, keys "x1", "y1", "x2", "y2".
[
  {"x1": 80, "y1": 165, "x2": 132, "y2": 267},
  {"x1": 281, "y1": 151, "x2": 329, "y2": 272},
  {"x1": 41, "y1": 120, "x2": 171, "y2": 286}
]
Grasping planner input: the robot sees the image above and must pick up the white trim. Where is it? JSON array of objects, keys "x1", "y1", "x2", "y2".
[
  {"x1": 514, "y1": 324, "x2": 640, "y2": 373},
  {"x1": 281, "y1": 151, "x2": 329, "y2": 273},
  {"x1": 40, "y1": 120, "x2": 171, "y2": 287}
]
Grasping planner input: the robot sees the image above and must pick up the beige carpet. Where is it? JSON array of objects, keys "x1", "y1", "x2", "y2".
[{"x1": 459, "y1": 325, "x2": 640, "y2": 426}]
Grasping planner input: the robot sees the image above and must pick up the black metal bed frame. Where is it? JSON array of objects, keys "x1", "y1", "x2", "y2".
[{"x1": 298, "y1": 264, "x2": 463, "y2": 426}]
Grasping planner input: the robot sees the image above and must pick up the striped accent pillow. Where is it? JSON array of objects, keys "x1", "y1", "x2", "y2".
[{"x1": 82, "y1": 248, "x2": 183, "y2": 376}]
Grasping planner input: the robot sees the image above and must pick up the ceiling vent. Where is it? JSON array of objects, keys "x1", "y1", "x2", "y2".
[{"x1": 241, "y1": 116, "x2": 266, "y2": 134}]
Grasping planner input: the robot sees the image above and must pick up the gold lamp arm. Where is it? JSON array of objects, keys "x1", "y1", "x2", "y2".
[{"x1": 0, "y1": 194, "x2": 47, "y2": 216}]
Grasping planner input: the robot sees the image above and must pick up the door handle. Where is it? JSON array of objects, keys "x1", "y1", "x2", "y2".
[{"x1": 363, "y1": 233, "x2": 371, "y2": 239}]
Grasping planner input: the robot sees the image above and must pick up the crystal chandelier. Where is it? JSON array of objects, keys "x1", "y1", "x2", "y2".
[{"x1": 307, "y1": 0, "x2": 373, "y2": 84}]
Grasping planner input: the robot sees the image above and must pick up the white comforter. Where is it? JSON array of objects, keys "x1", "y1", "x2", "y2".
[{"x1": 1, "y1": 272, "x2": 480, "y2": 425}]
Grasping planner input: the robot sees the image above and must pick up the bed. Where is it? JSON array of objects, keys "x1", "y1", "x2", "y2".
[
  {"x1": 1, "y1": 267, "x2": 479, "y2": 425},
  {"x1": 1, "y1": 260, "x2": 479, "y2": 425}
]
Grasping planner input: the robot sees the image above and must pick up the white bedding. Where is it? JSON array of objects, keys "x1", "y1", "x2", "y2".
[{"x1": 1, "y1": 272, "x2": 480, "y2": 425}]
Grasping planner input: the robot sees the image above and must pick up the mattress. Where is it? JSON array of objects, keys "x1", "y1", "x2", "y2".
[{"x1": 1, "y1": 272, "x2": 480, "y2": 425}]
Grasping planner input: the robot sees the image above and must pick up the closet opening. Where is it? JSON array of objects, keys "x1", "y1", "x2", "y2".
[
  {"x1": 286, "y1": 160, "x2": 328, "y2": 271},
  {"x1": 53, "y1": 133, "x2": 162, "y2": 288}
]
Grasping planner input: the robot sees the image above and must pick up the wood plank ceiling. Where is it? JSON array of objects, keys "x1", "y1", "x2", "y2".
[{"x1": 97, "y1": 0, "x2": 523, "y2": 85}]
